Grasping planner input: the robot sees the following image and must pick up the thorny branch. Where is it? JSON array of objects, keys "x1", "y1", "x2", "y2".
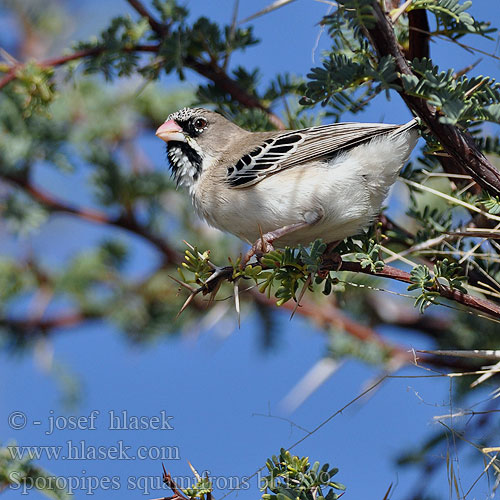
[{"x1": 176, "y1": 236, "x2": 500, "y2": 320}]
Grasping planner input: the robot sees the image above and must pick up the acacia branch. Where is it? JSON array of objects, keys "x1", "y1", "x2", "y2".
[
  {"x1": 1, "y1": 172, "x2": 181, "y2": 264},
  {"x1": 0, "y1": 41, "x2": 285, "y2": 129},
  {"x1": 185, "y1": 57, "x2": 285, "y2": 129},
  {"x1": 339, "y1": 261, "x2": 500, "y2": 318},
  {"x1": 407, "y1": 8, "x2": 430, "y2": 60},
  {"x1": 0, "y1": 0, "x2": 285, "y2": 129},
  {"x1": 193, "y1": 253, "x2": 500, "y2": 322},
  {"x1": 0, "y1": 45, "x2": 158, "y2": 91},
  {"x1": 0, "y1": 312, "x2": 93, "y2": 338},
  {"x1": 366, "y1": 1, "x2": 500, "y2": 196}
]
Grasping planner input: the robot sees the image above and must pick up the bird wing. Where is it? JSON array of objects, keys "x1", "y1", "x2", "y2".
[{"x1": 227, "y1": 120, "x2": 417, "y2": 188}]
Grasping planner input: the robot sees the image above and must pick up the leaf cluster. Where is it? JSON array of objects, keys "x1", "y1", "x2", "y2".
[
  {"x1": 0, "y1": 444, "x2": 69, "y2": 500},
  {"x1": 339, "y1": 231, "x2": 385, "y2": 272},
  {"x1": 182, "y1": 476, "x2": 212, "y2": 500},
  {"x1": 177, "y1": 235, "x2": 386, "y2": 308},
  {"x1": 260, "y1": 449, "x2": 345, "y2": 500},
  {"x1": 12, "y1": 62, "x2": 56, "y2": 117},
  {"x1": 257, "y1": 240, "x2": 329, "y2": 306},
  {"x1": 178, "y1": 247, "x2": 214, "y2": 287},
  {"x1": 409, "y1": 0, "x2": 494, "y2": 39},
  {"x1": 409, "y1": 258, "x2": 467, "y2": 312},
  {"x1": 302, "y1": 0, "x2": 497, "y2": 126},
  {"x1": 402, "y1": 58, "x2": 500, "y2": 125}
]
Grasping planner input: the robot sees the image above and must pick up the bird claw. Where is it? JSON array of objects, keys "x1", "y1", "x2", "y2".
[
  {"x1": 243, "y1": 236, "x2": 275, "y2": 265},
  {"x1": 243, "y1": 222, "x2": 312, "y2": 265}
]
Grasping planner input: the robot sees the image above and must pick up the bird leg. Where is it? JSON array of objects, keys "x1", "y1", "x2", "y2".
[{"x1": 243, "y1": 221, "x2": 312, "y2": 265}]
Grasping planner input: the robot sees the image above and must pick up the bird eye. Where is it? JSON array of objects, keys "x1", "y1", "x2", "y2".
[{"x1": 193, "y1": 117, "x2": 208, "y2": 132}]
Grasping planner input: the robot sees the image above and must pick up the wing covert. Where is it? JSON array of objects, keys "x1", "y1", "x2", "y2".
[{"x1": 227, "y1": 133, "x2": 306, "y2": 187}]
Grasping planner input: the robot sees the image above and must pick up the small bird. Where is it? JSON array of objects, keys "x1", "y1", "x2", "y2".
[{"x1": 156, "y1": 107, "x2": 419, "y2": 253}]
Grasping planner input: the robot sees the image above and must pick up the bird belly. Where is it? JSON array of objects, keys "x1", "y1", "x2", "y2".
[
  {"x1": 195, "y1": 159, "x2": 372, "y2": 246},
  {"x1": 194, "y1": 131, "x2": 416, "y2": 247}
]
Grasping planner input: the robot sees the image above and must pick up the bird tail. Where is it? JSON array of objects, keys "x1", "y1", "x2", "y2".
[
  {"x1": 350, "y1": 117, "x2": 420, "y2": 209},
  {"x1": 388, "y1": 117, "x2": 420, "y2": 136}
]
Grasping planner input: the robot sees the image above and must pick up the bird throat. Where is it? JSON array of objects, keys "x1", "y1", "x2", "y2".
[{"x1": 167, "y1": 142, "x2": 203, "y2": 193}]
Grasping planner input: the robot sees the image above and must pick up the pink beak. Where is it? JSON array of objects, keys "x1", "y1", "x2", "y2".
[{"x1": 155, "y1": 119, "x2": 185, "y2": 142}]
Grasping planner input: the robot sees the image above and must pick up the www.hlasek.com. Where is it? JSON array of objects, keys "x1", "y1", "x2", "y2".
[
  {"x1": 8, "y1": 472, "x2": 252, "y2": 495},
  {"x1": 8, "y1": 441, "x2": 180, "y2": 461}
]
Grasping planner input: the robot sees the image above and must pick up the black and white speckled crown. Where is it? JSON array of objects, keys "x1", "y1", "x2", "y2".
[{"x1": 167, "y1": 107, "x2": 205, "y2": 122}]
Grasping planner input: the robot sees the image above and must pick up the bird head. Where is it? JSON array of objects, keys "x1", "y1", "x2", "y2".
[{"x1": 156, "y1": 108, "x2": 245, "y2": 191}]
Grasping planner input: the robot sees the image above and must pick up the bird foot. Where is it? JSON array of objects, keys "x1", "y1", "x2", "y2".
[
  {"x1": 243, "y1": 235, "x2": 275, "y2": 265},
  {"x1": 242, "y1": 221, "x2": 312, "y2": 266}
]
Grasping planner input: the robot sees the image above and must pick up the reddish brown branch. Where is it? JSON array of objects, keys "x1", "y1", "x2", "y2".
[
  {"x1": 125, "y1": 0, "x2": 285, "y2": 128},
  {"x1": 1, "y1": 0, "x2": 286, "y2": 128},
  {"x1": 408, "y1": 8, "x2": 430, "y2": 60},
  {"x1": 365, "y1": 1, "x2": 500, "y2": 196},
  {"x1": 0, "y1": 312, "x2": 92, "y2": 336},
  {"x1": 0, "y1": 41, "x2": 286, "y2": 129},
  {"x1": 0, "y1": 45, "x2": 158, "y2": 91},
  {"x1": 186, "y1": 57, "x2": 285, "y2": 129},
  {"x1": 114, "y1": 212, "x2": 182, "y2": 264},
  {"x1": 1, "y1": 173, "x2": 181, "y2": 264},
  {"x1": 126, "y1": 0, "x2": 167, "y2": 36},
  {"x1": 192, "y1": 256, "x2": 500, "y2": 331},
  {"x1": 192, "y1": 251, "x2": 500, "y2": 323},
  {"x1": 339, "y1": 261, "x2": 500, "y2": 318}
]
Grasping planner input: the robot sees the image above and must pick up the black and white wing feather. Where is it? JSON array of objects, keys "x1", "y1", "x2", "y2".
[
  {"x1": 227, "y1": 132, "x2": 306, "y2": 187},
  {"x1": 227, "y1": 120, "x2": 417, "y2": 188}
]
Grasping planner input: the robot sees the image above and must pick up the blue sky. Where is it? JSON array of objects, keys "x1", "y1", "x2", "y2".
[{"x1": 1, "y1": 1, "x2": 499, "y2": 499}]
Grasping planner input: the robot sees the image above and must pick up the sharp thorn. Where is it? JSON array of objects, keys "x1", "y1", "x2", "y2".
[
  {"x1": 187, "y1": 460, "x2": 202, "y2": 481},
  {"x1": 177, "y1": 292, "x2": 197, "y2": 318},
  {"x1": 291, "y1": 274, "x2": 312, "y2": 320},
  {"x1": 234, "y1": 279, "x2": 241, "y2": 328},
  {"x1": 169, "y1": 275, "x2": 197, "y2": 292}
]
